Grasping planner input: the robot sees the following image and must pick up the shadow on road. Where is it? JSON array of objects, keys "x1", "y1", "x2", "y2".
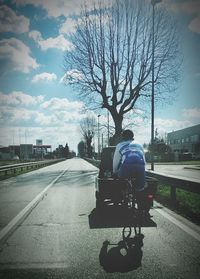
[
  {"x1": 88, "y1": 207, "x2": 157, "y2": 273},
  {"x1": 88, "y1": 207, "x2": 157, "y2": 229},
  {"x1": 99, "y1": 231, "x2": 144, "y2": 273}
]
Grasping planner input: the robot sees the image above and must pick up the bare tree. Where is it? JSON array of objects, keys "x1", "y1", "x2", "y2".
[
  {"x1": 64, "y1": 0, "x2": 181, "y2": 144},
  {"x1": 80, "y1": 115, "x2": 96, "y2": 157}
]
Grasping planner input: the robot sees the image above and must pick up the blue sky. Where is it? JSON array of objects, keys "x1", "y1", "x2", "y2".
[{"x1": 0, "y1": 0, "x2": 199, "y2": 152}]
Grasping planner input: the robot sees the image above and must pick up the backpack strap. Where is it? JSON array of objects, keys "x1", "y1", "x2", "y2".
[{"x1": 119, "y1": 142, "x2": 131, "y2": 156}]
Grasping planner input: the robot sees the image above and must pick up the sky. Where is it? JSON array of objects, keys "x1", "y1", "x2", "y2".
[{"x1": 0, "y1": 0, "x2": 200, "y2": 152}]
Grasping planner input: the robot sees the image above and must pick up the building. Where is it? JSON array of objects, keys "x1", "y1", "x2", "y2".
[
  {"x1": 0, "y1": 142, "x2": 52, "y2": 160},
  {"x1": 36, "y1": 139, "x2": 43, "y2": 146},
  {"x1": 33, "y1": 144, "x2": 51, "y2": 158},
  {"x1": 20, "y1": 144, "x2": 34, "y2": 160},
  {"x1": 167, "y1": 124, "x2": 200, "y2": 158},
  {"x1": 9, "y1": 145, "x2": 20, "y2": 158},
  {"x1": 0, "y1": 145, "x2": 20, "y2": 160}
]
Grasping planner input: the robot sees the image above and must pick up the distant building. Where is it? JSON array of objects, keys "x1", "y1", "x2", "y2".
[
  {"x1": 20, "y1": 144, "x2": 33, "y2": 160},
  {"x1": 0, "y1": 146, "x2": 13, "y2": 160},
  {"x1": 9, "y1": 145, "x2": 20, "y2": 158},
  {"x1": 167, "y1": 124, "x2": 200, "y2": 157},
  {"x1": 0, "y1": 142, "x2": 52, "y2": 160},
  {"x1": 0, "y1": 145, "x2": 20, "y2": 160},
  {"x1": 33, "y1": 144, "x2": 51, "y2": 158},
  {"x1": 36, "y1": 139, "x2": 43, "y2": 145}
]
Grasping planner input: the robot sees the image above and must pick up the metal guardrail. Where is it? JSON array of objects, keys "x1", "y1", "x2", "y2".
[
  {"x1": 84, "y1": 158, "x2": 200, "y2": 189},
  {"x1": 146, "y1": 170, "x2": 200, "y2": 203},
  {"x1": 0, "y1": 159, "x2": 65, "y2": 177}
]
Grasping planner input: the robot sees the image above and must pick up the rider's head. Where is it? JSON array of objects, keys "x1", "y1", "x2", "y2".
[{"x1": 121, "y1": 129, "x2": 134, "y2": 141}]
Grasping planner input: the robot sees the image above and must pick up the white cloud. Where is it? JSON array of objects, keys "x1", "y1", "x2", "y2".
[
  {"x1": 90, "y1": 112, "x2": 194, "y2": 145},
  {"x1": 34, "y1": 111, "x2": 59, "y2": 126},
  {"x1": 165, "y1": 0, "x2": 200, "y2": 34},
  {"x1": 41, "y1": 97, "x2": 84, "y2": 111},
  {"x1": 14, "y1": 0, "x2": 111, "y2": 18},
  {"x1": 28, "y1": 30, "x2": 42, "y2": 41},
  {"x1": 10, "y1": 108, "x2": 35, "y2": 121},
  {"x1": 154, "y1": 118, "x2": 192, "y2": 134},
  {"x1": 0, "y1": 5, "x2": 29, "y2": 34},
  {"x1": 0, "y1": 94, "x2": 87, "y2": 152},
  {"x1": 62, "y1": 69, "x2": 84, "y2": 84},
  {"x1": 39, "y1": 35, "x2": 74, "y2": 51},
  {"x1": 14, "y1": 0, "x2": 82, "y2": 17},
  {"x1": 0, "y1": 94, "x2": 85, "y2": 128},
  {"x1": 32, "y1": 72, "x2": 57, "y2": 83},
  {"x1": 0, "y1": 105, "x2": 197, "y2": 152},
  {"x1": 182, "y1": 108, "x2": 200, "y2": 119},
  {"x1": 0, "y1": 95, "x2": 86, "y2": 151},
  {"x1": 29, "y1": 30, "x2": 74, "y2": 51},
  {"x1": 0, "y1": 106, "x2": 38, "y2": 124},
  {"x1": 0, "y1": 38, "x2": 39, "y2": 73},
  {"x1": 182, "y1": 0, "x2": 200, "y2": 34},
  {"x1": 0, "y1": 91, "x2": 44, "y2": 106},
  {"x1": 59, "y1": 18, "x2": 77, "y2": 35},
  {"x1": 188, "y1": 15, "x2": 200, "y2": 34},
  {"x1": 127, "y1": 117, "x2": 193, "y2": 145},
  {"x1": 0, "y1": 125, "x2": 81, "y2": 151},
  {"x1": 0, "y1": 106, "x2": 62, "y2": 127}
]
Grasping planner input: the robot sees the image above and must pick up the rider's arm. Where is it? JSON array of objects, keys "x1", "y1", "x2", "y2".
[{"x1": 113, "y1": 145, "x2": 121, "y2": 174}]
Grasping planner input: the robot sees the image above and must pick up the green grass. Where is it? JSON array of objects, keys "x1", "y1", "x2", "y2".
[
  {"x1": 156, "y1": 184, "x2": 200, "y2": 224},
  {"x1": 156, "y1": 184, "x2": 171, "y2": 198},
  {"x1": 176, "y1": 188, "x2": 200, "y2": 214}
]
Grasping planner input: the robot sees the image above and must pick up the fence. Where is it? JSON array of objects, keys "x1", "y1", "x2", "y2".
[
  {"x1": 146, "y1": 170, "x2": 200, "y2": 204},
  {"x1": 85, "y1": 158, "x2": 200, "y2": 203},
  {"x1": 0, "y1": 159, "x2": 65, "y2": 178}
]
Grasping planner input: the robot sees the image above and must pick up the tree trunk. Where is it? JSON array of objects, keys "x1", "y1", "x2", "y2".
[
  {"x1": 109, "y1": 113, "x2": 123, "y2": 146},
  {"x1": 86, "y1": 137, "x2": 93, "y2": 158}
]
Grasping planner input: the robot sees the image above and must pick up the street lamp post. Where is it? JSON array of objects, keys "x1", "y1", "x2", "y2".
[
  {"x1": 107, "y1": 110, "x2": 110, "y2": 146},
  {"x1": 151, "y1": 0, "x2": 162, "y2": 171},
  {"x1": 98, "y1": 114, "x2": 101, "y2": 159}
]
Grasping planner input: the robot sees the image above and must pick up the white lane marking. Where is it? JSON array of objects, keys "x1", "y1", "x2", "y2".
[
  {"x1": 0, "y1": 169, "x2": 67, "y2": 244},
  {"x1": 154, "y1": 202, "x2": 200, "y2": 242}
]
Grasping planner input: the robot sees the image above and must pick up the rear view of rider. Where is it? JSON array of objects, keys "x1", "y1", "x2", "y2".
[{"x1": 113, "y1": 130, "x2": 146, "y2": 207}]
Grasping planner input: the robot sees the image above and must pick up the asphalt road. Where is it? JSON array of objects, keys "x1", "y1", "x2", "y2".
[{"x1": 0, "y1": 158, "x2": 199, "y2": 278}]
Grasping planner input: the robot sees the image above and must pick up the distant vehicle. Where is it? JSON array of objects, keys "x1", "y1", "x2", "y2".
[
  {"x1": 12, "y1": 155, "x2": 19, "y2": 160},
  {"x1": 179, "y1": 152, "x2": 193, "y2": 161}
]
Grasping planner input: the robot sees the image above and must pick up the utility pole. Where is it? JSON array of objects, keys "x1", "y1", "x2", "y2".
[
  {"x1": 107, "y1": 110, "x2": 110, "y2": 146},
  {"x1": 151, "y1": 0, "x2": 162, "y2": 171},
  {"x1": 98, "y1": 114, "x2": 101, "y2": 159}
]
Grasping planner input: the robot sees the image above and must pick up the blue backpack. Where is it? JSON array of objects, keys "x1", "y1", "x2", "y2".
[{"x1": 119, "y1": 142, "x2": 145, "y2": 165}]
